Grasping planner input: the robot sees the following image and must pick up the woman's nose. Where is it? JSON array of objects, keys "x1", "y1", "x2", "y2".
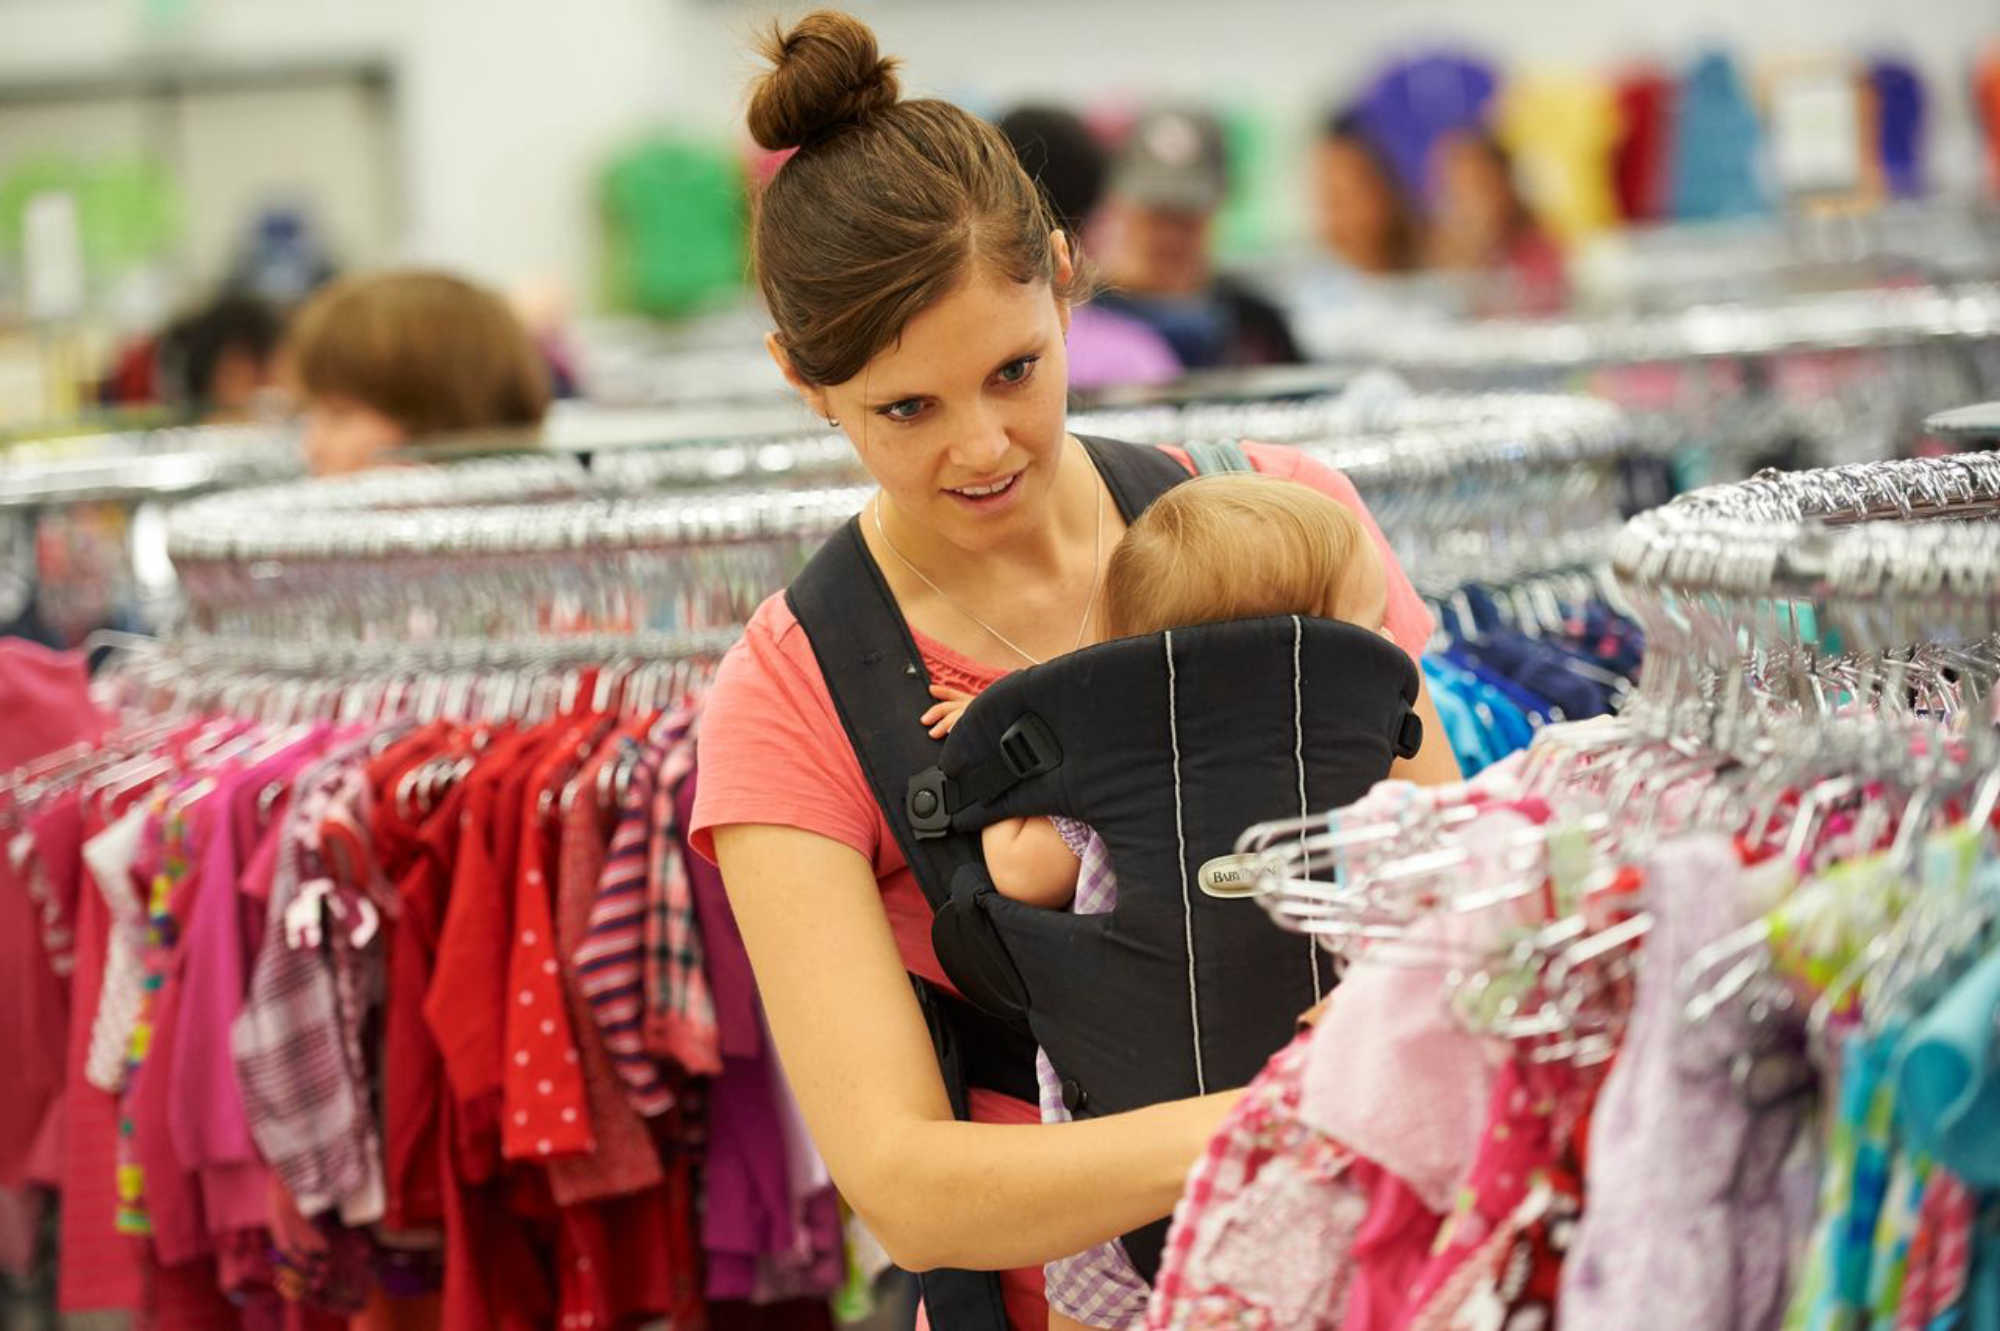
[{"x1": 948, "y1": 408, "x2": 1011, "y2": 472}]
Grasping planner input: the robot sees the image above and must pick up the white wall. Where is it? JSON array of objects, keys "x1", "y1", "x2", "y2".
[{"x1": 2, "y1": 0, "x2": 1995, "y2": 306}]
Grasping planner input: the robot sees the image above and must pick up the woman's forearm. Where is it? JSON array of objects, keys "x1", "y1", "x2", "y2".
[
  {"x1": 852, "y1": 1089, "x2": 1241, "y2": 1272},
  {"x1": 715, "y1": 822, "x2": 1238, "y2": 1273}
]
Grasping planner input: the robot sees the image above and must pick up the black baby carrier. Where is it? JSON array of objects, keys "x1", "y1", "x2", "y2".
[{"x1": 786, "y1": 436, "x2": 1422, "y2": 1329}]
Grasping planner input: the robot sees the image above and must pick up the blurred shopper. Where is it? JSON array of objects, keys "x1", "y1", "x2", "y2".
[
  {"x1": 283, "y1": 270, "x2": 550, "y2": 476},
  {"x1": 1422, "y1": 128, "x2": 1567, "y2": 314},
  {"x1": 1092, "y1": 108, "x2": 1301, "y2": 369},
  {"x1": 156, "y1": 294, "x2": 285, "y2": 423},
  {"x1": 1310, "y1": 108, "x2": 1419, "y2": 276},
  {"x1": 996, "y1": 104, "x2": 1182, "y2": 390}
]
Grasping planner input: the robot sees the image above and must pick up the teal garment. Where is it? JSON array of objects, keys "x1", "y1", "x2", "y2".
[
  {"x1": 1896, "y1": 946, "x2": 2000, "y2": 1189},
  {"x1": 1418, "y1": 657, "x2": 1496, "y2": 775},
  {"x1": 1788, "y1": 1030, "x2": 1899, "y2": 1331},
  {"x1": 1969, "y1": 1199, "x2": 2000, "y2": 1331}
]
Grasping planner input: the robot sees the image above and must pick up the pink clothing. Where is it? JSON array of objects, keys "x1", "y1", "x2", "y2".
[
  {"x1": 171, "y1": 736, "x2": 330, "y2": 1236},
  {"x1": 0, "y1": 638, "x2": 105, "y2": 770}
]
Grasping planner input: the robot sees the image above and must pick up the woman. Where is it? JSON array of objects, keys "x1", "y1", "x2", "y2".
[
  {"x1": 1310, "y1": 108, "x2": 1419, "y2": 277},
  {"x1": 1421, "y1": 129, "x2": 1568, "y2": 316},
  {"x1": 691, "y1": 14, "x2": 1462, "y2": 1330}
]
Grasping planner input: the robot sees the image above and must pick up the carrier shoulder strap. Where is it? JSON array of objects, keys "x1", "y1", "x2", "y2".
[
  {"x1": 784, "y1": 435, "x2": 1206, "y2": 927},
  {"x1": 781, "y1": 436, "x2": 1235, "y2": 1331}
]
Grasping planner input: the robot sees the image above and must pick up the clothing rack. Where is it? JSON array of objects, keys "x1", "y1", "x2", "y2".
[
  {"x1": 0, "y1": 423, "x2": 302, "y2": 511},
  {"x1": 1308, "y1": 280, "x2": 2000, "y2": 375},
  {"x1": 157, "y1": 391, "x2": 1640, "y2": 652},
  {"x1": 1241, "y1": 449, "x2": 2000, "y2": 943}
]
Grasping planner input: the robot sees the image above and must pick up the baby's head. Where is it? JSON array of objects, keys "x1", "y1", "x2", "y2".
[{"x1": 1103, "y1": 473, "x2": 1389, "y2": 639}]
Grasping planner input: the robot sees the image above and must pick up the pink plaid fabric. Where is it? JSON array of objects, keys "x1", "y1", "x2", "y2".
[{"x1": 1037, "y1": 820, "x2": 1151, "y2": 1327}]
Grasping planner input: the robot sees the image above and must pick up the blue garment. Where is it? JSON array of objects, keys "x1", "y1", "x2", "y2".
[
  {"x1": 1446, "y1": 636, "x2": 1613, "y2": 722},
  {"x1": 1672, "y1": 50, "x2": 1767, "y2": 221},
  {"x1": 1869, "y1": 60, "x2": 1928, "y2": 199},
  {"x1": 1419, "y1": 657, "x2": 1498, "y2": 774}
]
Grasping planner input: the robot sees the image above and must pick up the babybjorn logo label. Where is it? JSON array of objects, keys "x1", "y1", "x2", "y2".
[{"x1": 1197, "y1": 854, "x2": 1258, "y2": 899}]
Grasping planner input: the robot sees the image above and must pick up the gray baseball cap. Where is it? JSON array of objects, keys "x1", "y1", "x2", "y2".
[{"x1": 1110, "y1": 108, "x2": 1229, "y2": 214}]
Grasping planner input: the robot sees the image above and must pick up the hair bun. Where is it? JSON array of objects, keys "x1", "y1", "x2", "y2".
[{"x1": 748, "y1": 10, "x2": 901, "y2": 152}]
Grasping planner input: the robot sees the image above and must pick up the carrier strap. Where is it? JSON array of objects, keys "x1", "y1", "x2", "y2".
[{"x1": 783, "y1": 436, "x2": 1237, "y2": 1331}]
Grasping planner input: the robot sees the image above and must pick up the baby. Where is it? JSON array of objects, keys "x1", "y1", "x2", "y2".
[{"x1": 921, "y1": 472, "x2": 1392, "y2": 1330}]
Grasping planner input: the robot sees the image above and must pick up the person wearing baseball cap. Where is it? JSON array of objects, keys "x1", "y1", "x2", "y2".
[{"x1": 1093, "y1": 107, "x2": 1301, "y2": 370}]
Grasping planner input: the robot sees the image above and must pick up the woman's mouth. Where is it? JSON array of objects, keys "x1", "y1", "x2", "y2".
[{"x1": 944, "y1": 473, "x2": 1022, "y2": 509}]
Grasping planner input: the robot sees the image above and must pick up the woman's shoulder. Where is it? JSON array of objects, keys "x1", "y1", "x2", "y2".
[{"x1": 706, "y1": 590, "x2": 823, "y2": 713}]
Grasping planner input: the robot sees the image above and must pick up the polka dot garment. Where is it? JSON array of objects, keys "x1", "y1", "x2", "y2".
[{"x1": 501, "y1": 720, "x2": 601, "y2": 1161}]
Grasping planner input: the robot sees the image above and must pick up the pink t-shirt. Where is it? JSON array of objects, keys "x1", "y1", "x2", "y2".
[{"x1": 688, "y1": 440, "x2": 1434, "y2": 1329}]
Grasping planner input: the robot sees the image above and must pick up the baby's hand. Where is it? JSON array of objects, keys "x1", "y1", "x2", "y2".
[{"x1": 921, "y1": 684, "x2": 975, "y2": 739}]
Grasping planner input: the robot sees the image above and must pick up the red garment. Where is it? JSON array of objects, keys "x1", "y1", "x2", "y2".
[
  {"x1": 150, "y1": 1254, "x2": 244, "y2": 1331},
  {"x1": 555, "y1": 1155, "x2": 707, "y2": 1331},
  {"x1": 550, "y1": 723, "x2": 668, "y2": 1205},
  {"x1": 0, "y1": 844, "x2": 68, "y2": 1187},
  {"x1": 1613, "y1": 68, "x2": 1674, "y2": 222},
  {"x1": 58, "y1": 795, "x2": 145, "y2": 1310},
  {"x1": 501, "y1": 719, "x2": 607, "y2": 1162},
  {"x1": 380, "y1": 732, "x2": 469, "y2": 1234},
  {"x1": 432, "y1": 728, "x2": 560, "y2": 1331},
  {"x1": 426, "y1": 728, "x2": 552, "y2": 1185}
]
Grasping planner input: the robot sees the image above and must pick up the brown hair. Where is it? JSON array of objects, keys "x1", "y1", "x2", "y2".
[
  {"x1": 1103, "y1": 474, "x2": 1385, "y2": 638},
  {"x1": 285, "y1": 270, "x2": 551, "y2": 436},
  {"x1": 746, "y1": 10, "x2": 1085, "y2": 387}
]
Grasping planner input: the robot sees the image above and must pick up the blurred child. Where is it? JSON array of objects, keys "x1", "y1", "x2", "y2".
[{"x1": 283, "y1": 270, "x2": 550, "y2": 476}]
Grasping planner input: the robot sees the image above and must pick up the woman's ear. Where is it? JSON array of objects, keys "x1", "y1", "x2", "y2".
[
  {"x1": 765, "y1": 331, "x2": 833, "y2": 422},
  {"x1": 1051, "y1": 229, "x2": 1076, "y2": 337}
]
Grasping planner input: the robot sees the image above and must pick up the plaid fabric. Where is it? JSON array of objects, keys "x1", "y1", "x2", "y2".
[
  {"x1": 231, "y1": 750, "x2": 384, "y2": 1217},
  {"x1": 1037, "y1": 820, "x2": 1149, "y2": 1327},
  {"x1": 641, "y1": 727, "x2": 719, "y2": 1073}
]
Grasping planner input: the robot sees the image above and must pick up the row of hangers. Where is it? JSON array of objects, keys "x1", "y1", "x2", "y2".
[{"x1": 1239, "y1": 451, "x2": 2000, "y2": 1070}]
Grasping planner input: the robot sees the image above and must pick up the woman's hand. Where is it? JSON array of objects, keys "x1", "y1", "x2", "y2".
[
  {"x1": 921, "y1": 683, "x2": 975, "y2": 739},
  {"x1": 713, "y1": 821, "x2": 1243, "y2": 1272}
]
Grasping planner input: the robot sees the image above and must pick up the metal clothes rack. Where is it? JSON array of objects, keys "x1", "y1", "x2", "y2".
[
  {"x1": 0, "y1": 423, "x2": 304, "y2": 644},
  {"x1": 1239, "y1": 447, "x2": 2000, "y2": 963},
  {"x1": 159, "y1": 391, "x2": 1641, "y2": 655}
]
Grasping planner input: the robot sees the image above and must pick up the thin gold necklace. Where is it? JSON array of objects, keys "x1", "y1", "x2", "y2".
[{"x1": 870, "y1": 463, "x2": 1104, "y2": 668}]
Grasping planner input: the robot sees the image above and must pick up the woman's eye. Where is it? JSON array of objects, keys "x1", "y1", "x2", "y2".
[
  {"x1": 879, "y1": 399, "x2": 925, "y2": 422},
  {"x1": 995, "y1": 356, "x2": 1039, "y2": 386}
]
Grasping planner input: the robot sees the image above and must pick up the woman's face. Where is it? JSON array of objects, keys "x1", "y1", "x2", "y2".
[
  {"x1": 1311, "y1": 138, "x2": 1399, "y2": 273},
  {"x1": 776, "y1": 258, "x2": 1073, "y2": 555}
]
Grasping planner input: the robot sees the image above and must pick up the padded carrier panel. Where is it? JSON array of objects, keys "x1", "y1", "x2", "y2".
[{"x1": 918, "y1": 614, "x2": 1420, "y2": 1278}]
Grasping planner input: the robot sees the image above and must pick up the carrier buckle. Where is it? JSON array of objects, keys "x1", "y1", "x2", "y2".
[
  {"x1": 907, "y1": 768, "x2": 951, "y2": 839},
  {"x1": 997, "y1": 715, "x2": 1061, "y2": 780},
  {"x1": 1395, "y1": 709, "x2": 1424, "y2": 760}
]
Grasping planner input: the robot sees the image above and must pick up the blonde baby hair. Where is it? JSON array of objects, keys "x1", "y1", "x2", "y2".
[{"x1": 1103, "y1": 472, "x2": 1387, "y2": 639}]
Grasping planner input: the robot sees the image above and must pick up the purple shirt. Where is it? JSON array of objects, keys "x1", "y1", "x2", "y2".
[{"x1": 1065, "y1": 302, "x2": 1182, "y2": 391}]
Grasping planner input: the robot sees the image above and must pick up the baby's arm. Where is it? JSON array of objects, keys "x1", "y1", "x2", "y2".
[{"x1": 982, "y1": 819, "x2": 1082, "y2": 909}]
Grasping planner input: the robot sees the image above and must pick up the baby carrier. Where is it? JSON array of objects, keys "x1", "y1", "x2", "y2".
[{"x1": 786, "y1": 436, "x2": 1422, "y2": 1328}]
